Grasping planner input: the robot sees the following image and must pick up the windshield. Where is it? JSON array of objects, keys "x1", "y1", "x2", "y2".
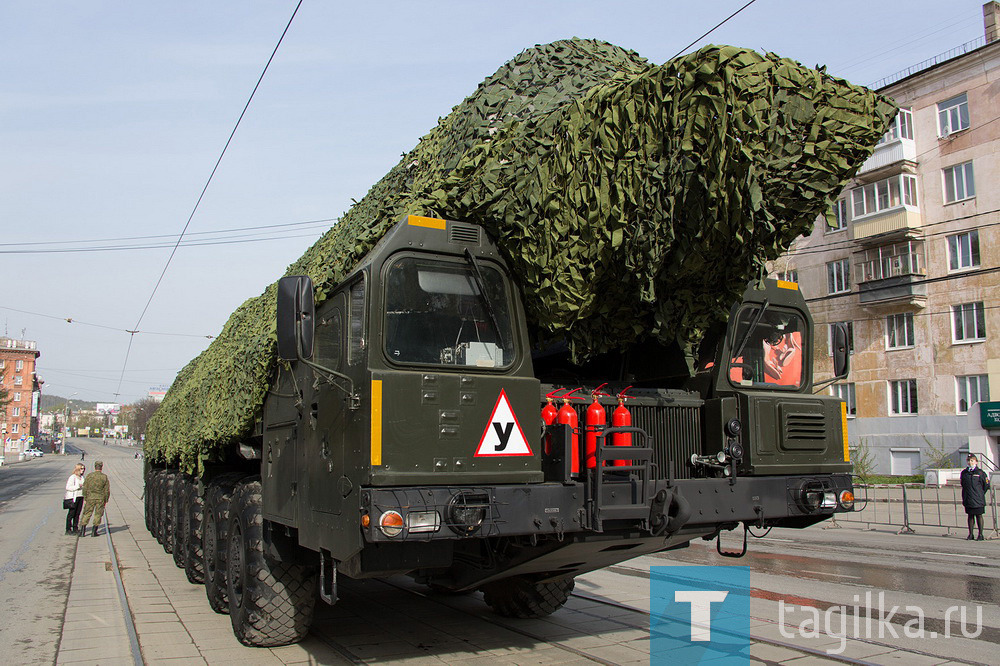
[
  {"x1": 727, "y1": 307, "x2": 806, "y2": 389},
  {"x1": 384, "y1": 256, "x2": 515, "y2": 368}
]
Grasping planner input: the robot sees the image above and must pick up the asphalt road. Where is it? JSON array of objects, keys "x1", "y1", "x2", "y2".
[{"x1": 0, "y1": 450, "x2": 80, "y2": 665}]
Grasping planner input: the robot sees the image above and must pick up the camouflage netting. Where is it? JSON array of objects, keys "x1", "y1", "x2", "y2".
[{"x1": 147, "y1": 40, "x2": 895, "y2": 471}]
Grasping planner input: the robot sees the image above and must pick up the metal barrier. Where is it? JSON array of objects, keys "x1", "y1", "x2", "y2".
[{"x1": 833, "y1": 483, "x2": 999, "y2": 537}]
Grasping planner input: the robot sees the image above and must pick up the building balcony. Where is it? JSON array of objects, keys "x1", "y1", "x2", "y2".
[
  {"x1": 856, "y1": 138, "x2": 916, "y2": 178},
  {"x1": 853, "y1": 207, "x2": 923, "y2": 241},
  {"x1": 854, "y1": 237, "x2": 927, "y2": 307},
  {"x1": 858, "y1": 274, "x2": 927, "y2": 306}
]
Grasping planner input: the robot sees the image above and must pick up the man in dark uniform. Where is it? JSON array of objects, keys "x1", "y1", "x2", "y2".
[
  {"x1": 80, "y1": 460, "x2": 111, "y2": 537},
  {"x1": 960, "y1": 454, "x2": 990, "y2": 541}
]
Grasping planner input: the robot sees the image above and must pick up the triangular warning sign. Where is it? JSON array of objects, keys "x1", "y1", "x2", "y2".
[{"x1": 474, "y1": 389, "x2": 533, "y2": 457}]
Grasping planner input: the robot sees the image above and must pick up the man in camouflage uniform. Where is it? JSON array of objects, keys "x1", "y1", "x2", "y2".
[{"x1": 80, "y1": 460, "x2": 111, "y2": 537}]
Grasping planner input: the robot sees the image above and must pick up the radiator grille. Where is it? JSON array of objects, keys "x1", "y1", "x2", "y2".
[{"x1": 783, "y1": 412, "x2": 826, "y2": 441}]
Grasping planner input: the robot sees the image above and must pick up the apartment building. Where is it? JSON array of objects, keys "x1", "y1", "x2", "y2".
[
  {"x1": 771, "y1": 3, "x2": 1000, "y2": 475},
  {"x1": 0, "y1": 336, "x2": 42, "y2": 454}
]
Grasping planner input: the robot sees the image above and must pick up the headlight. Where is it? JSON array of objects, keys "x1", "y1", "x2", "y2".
[
  {"x1": 839, "y1": 490, "x2": 855, "y2": 511},
  {"x1": 446, "y1": 491, "x2": 489, "y2": 536},
  {"x1": 406, "y1": 511, "x2": 441, "y2": 533},
  {"x1": 821, "y1": 492, "x2": 838, "y2": 509},
  {"x1": 378, "y1": 510, "x2": 404, "y2": 537}
]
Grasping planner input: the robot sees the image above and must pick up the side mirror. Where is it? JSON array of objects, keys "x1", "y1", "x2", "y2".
[
  {"x1": 276, "y1": 276, "x2": 315, "y2": 361},
  {"x1": 831, "y1": 322, "x2": 850, "y2": 380}
]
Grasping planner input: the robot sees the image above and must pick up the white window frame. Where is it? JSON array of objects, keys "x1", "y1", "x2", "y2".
[
  {"x1": 827, "y1": 258, "x2": 851, "y2": 295},
  {"x1": 11, "y1": 407, "x2": 19, "y2": 417},
  {"x1": 12, "y1": 392, "x2": 20, "y2": 402},
  {"x1": 942, "y1": 161, "x2": 975, "y2": 204},
  {"x1": 878, "y1": 108, "x2": 913, "y2": 144},
  {"x1": 13, "y1": 375, "x2": 22, "y2": 386},
  {"x1": 11, "y1": 423, "x2": 18, "y2": 434},
  {"x1": 885, "y1": 312, "x2": 915, "y2": 350},
  {"x1": 889, "y1": 379, "x2": 918, "y2": 415},
  {"x1": 776, "y1": 269, "x2": 798, "y2": 283},
  {"x1": 828, "y1": 322, "x2": 855, "y2": 356},
  {"x1": 938, "y1": 93, "x2": 970, "y2": 136},
  {"x1": 831, "y1": 383, "x2": 857, "y2": 417},
  {"x1": 851, "y1": 174, "x2": 918, "y2": 220},
  {"x1": 828, "y1": 199, "x2": 848, "y2": 233},
  {"x1": 956, "y1": 375, "x2": 990, "y2": 414},
  {"x1": 15, "y1": 360, "x2": 23, "y2": 371},
  {"x1": 947, "y1": 229, "x2": 980, "y2": 271},
  {"x1": 952, "y1": 302, "x2": 986, "y2": 343}
]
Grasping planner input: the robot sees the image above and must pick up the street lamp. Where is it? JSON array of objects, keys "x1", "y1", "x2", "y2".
[{"x1": 61, "y1": 392, "x2": 78, "y2": 455}]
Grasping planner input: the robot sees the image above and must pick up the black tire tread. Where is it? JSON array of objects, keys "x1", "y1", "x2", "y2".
[
  {"x1": 227, "y1": 478, "x2": 317, "y2": 647},
  {"x1": 481, "y1": 576, "x2": 575, "y2": 619},
  {"x1": 204, "y1": 473, "x2": 242, "y2": 614},
  {"x1": 184, "y1": 478, "x2": 205, "y2": 584}
]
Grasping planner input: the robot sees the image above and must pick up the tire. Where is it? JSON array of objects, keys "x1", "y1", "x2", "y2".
[
  {"x1": 161, "y1": 471, "x2": 177, "y2": 554},
  {"x1": 204, "y1": 474, "x2": 241, "y2": 614},
  {"x1": 184, "y1": 478, "x2": 205, "y2": 584},
  {"x1": 481, "y1": 575, "x2": 575, "y2": 619},
  {"x1": 172, "y1": 475, "x2": 188, "y2": 569},
  {"x1": 145, "y1": 470, "x2": 160, "y2": 536},
  {"x1": 226, "y1": 478, "x2": 317, "y2": 647},
  {"x1": 152, "y1": 471, "x2": 165, "y2": 543}
]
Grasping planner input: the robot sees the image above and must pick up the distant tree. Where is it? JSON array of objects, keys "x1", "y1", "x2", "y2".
[
  {"x1": 0, "y1": 385, "x2": 9, "y2": 413},
  {"x1": 125, "y1": 397, "x2": 161, "y2": 441}
]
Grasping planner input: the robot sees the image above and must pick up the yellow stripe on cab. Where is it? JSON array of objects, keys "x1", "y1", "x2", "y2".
[{"x1": 371, "y1": 379, "x2": 383, "y2": 466}]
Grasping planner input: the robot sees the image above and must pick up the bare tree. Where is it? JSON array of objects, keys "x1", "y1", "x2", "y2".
[{"x1": 125, "y1": 397, "x2": 161, "y2": 440}]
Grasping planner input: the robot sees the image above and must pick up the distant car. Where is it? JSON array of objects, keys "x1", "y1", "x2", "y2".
[{"x1": 24, "y1": 448, "x2": 44, "y2": 458}]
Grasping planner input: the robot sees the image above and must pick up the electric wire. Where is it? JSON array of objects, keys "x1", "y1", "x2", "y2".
[
  {"x1": 0, "y1": 305, "x2": 213, "y2": 339},
  {"x1": 113, "y1": 0, "x2": 303, "y2": 400},
  {"x1": 669, "y1": 0, "x2": 759, "y2": 59}
]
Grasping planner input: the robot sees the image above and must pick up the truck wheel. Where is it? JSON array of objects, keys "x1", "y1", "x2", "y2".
[
  {"x1": 204, "y1": 474, "x2": 241, "y2": 613},
  {"x1": 183, "y1": 477, "x2": 205, "y2": 584},
  {"x1": 152, "y1": 471, "x2": 166, "y2": 543},
  {"x1": 161, "y1": 471, "x2": 177, "y2": 554},
  {"x1": 481, "y1": 575, "x2": 575, "y2": 618},
  {"x1": 145, "y1": 470, "x2": 160, "y2": 536},
  {"x1": 171, "y1": 475, "x2": 188, "y2": 569},
  {"x1": 226, "y1": 478, "x2": 317, "y2": 647}
]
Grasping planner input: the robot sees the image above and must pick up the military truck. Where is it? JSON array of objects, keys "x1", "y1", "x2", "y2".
[{"x1": 144, "y1": 213, "x2": 853, "y2": 647}]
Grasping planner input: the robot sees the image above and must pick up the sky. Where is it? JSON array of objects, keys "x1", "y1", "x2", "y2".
[{"x1": 0, "y1": 0, "x2": 992, "y2": 405}]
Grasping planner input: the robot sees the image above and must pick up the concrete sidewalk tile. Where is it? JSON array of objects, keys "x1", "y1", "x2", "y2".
[
  {"x1": 56, "y1": 644, "x2": 134, "y2": 661},
  {"x1": 144, "y1": 657, "x2": 208, "y2": 665},
  {"x1": 139, "y1": 642, "x2": 203, "y2": 660},
  {"x1": 198, "y1": 647, "x2": 285, "y2": 664},
  {"x1": 269, "y1": 638, "x2": 357, "y2": 665},
  {"x1": 138, "y1": 631, "x2": 196, "y2": 648}
]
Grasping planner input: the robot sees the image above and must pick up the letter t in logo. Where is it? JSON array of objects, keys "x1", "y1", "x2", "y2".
[{"x1": 674, "y1": 590, "x2": 729, "y2": 641}]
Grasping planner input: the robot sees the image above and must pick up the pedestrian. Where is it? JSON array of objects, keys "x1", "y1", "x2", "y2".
[
  {"x1": 64, "y1": 463, "x2": 85, "y2": 534},
  {"x1": 960, "y1": 454, "x2": 990, "y2": 541},
  {"x1": 81, "y1": 451, "x2": 86, "y2": 461},
  {"x1": 79, "y1": 460, "x2": 111, "y2": 537}
]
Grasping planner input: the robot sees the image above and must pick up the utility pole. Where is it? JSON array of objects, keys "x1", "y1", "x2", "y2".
[{"x1": 61, "y1": 392, "x2": 78, "y2": 455}]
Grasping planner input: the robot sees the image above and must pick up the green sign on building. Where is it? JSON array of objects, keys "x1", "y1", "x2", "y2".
[{"x1": 981, "y1": 401, "x2": 1000, "y2": 429}]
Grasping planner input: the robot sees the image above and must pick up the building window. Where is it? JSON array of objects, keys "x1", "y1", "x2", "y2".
[
  {"x1": 13, "y1": 375, "x2": 22, "y2": 386},
  {"x1": 952, "y1": 302, "x2": 986, "y2": 343},
  {"x1": 11, "y1": 407, "x2": 19, "y2": 417},
  {"x1": 11, "y1": 423, "x2": 18, "y2": 434},
  {"x1": 942, "y1": 161, "x2": 975, "y2": 204},
  {"x1": 956, "y1": 375, "x2": 990, "y2": 414},
  {"x1": 776, "y1": 269, "x2": 798, "y2": 283},
  {"x1": 827, "y1": 259, "x2": 851, "y2": 295},
  {"x1": 13, "y1": 392, "x2": 20, "y2": 402},
  {"x1": 889, "y1": 379, "x2": 918, "y2": 415},
  {"x1": 854, "y1": 239, "x2": 924, "y2": 283},
  {"x1": 886, "y1": 312, "x2": 915, "y2": 349},
  {"x1": 832, "y1": 383, "x2": 857, "y2": 417},
  {"x1": 851, "y1": 175, "x2": 917, "y2": 219},
  {"x1": 947, "y1": 230, "x2": 980, "y2": 271},
  {"x1": 15, "y1": 360, "x2": 23, "y2": 371},
  {"x1": 0, "y1": 360, "x2": 5, "y2": 369},
  {"x1": 828, "y1": 199, "x2": 848, "y2": 232},
  {"x1": 828, "y1": 322, "x2": 854, "y2": 355},
  {"x1": 938, "y1": 93, "x2": 970, "y2": 136},
  {"x1": 878, "y1": 108, "x2": 913, "y2": 144}
]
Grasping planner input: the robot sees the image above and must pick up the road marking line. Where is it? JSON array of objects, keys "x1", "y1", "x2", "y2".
[
  {"x1": 921, "y1": 551, "x2": 986, "y2": 559},
  {"x1": 800, "y1": 570, "x2": 861, "y2": 579}
]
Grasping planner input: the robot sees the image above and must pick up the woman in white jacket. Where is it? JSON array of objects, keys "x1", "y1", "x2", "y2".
[{"x1": 65, "y1": 463, "x2": 85, "y2": 534}]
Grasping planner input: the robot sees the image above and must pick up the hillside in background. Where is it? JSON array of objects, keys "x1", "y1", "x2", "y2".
[{"x1": 40, "y1": 394, "x2": 98, "y2": 412}]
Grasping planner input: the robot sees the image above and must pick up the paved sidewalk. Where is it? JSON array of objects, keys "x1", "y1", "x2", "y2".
[{"x1": 56, "y1": 454, "x2": 348, "y2": 665}]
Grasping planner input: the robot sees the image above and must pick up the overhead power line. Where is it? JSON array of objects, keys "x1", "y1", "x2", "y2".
[
  {"x1": 114, "y1": 0, "x2": 304, "y2": 400},
  {"x1": 0, "y1": 304, "x2": 214, "y2": 339},
  {"x1": 670, "y1": 0, "x2": 759, "y2": 60}
]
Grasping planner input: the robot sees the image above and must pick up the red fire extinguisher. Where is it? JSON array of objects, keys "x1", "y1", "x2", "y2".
[
  {"x1": 541, "y1": 388, "x2": 561, "y2": 455},
  {"x1": 611, "y1": 386, "x2": 633, "y2": 467},
  {"x1": 585, "y1": 383, "x2": 609, "y2": 469},
  {"x1": 557, "y1": 388, "x2": 583, "y2": 474}
]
